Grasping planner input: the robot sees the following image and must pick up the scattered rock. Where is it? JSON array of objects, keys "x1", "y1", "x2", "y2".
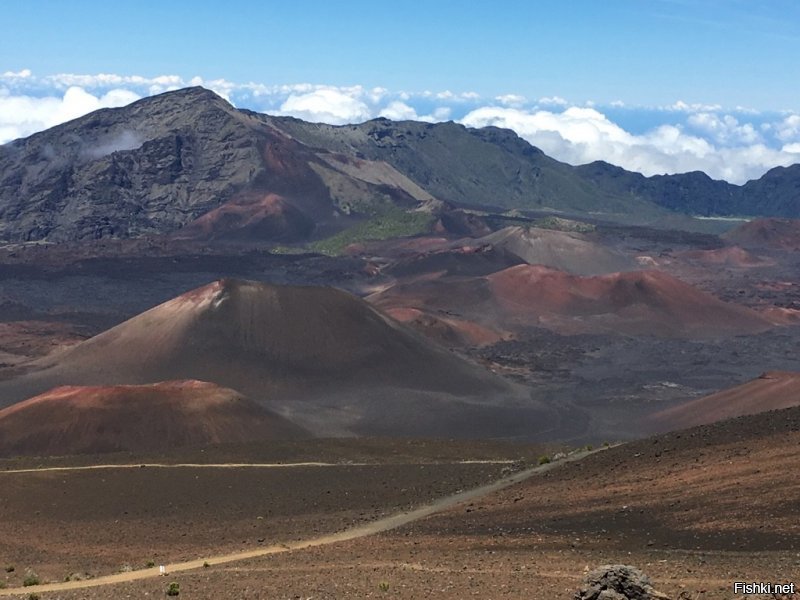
[{"x1": 575, "y1": 564, "x2": 670, "y2": 600}]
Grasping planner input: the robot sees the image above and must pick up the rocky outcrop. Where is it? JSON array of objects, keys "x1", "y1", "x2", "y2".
[
  {"x1": 575, "y1": 565, "x2": 670, "y2": 600},
  {"x1": 0, "y1": 88, "x2": 428, "y2": 243},
  {"x1": 0, "y1": 88, "x2": 265, "y2": 242}
]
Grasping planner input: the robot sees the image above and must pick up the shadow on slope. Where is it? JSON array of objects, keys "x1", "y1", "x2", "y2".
[
  {"x1": 0, "y1": 279, "x2": 549, "y2": 439},
  {"x1": 0, "y1": 380, "x2": 306, "y2": 457}
]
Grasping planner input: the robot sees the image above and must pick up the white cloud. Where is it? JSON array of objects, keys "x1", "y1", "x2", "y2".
[
  {"x1": 2, "y1": 69, "x2": 32, "y2": 79},
  {"x1": 368, "y1": 87, "x2": 389, "y2": 103},
  {"x1": 1, "y1": 69, "x2": 799, "y2": 184},
  {"x1": 378, "y1": 102, "x2": 453, "y2": 123},
  {"x1": 782, "y1": 142, "x2": 800, "y2": 153},
  {"x1": 687, "y1": 112, "x2": 762, "y2": 145},
  {"x1": 0, "y1": 86, "x2": 141, "y2": 142},
  {"x1": 538, "y1": 95, "x2": 568, "y2": 106},
  {"x1": 83, "y1": 130, "x2": 144, "y2": 160},
  {"x1": 429, "y1": 107, "x2": 452, "y2": 121},
  {"x1": 460, "y1": 105, "x2": 800, "y2": 184},
  {"x1": 495, "y1": 94, "x2": 527, "y2": 107},
  {"x1": 775, "y1": 114, "x2": 800, "y2": 142},
  {"x1": 278, "y1": 88, "x2": 371, "y2": 124},
  {"x1": 379, "y1": 101, "x2": 419, "y2": 120},
  {"x1": 664, "y1": 100, "x2": 723, "y2": 112}
]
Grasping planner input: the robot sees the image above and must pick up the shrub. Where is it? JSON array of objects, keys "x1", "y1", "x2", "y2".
[
  {"x1": 538, "y1": 455, "x2": 551, "y2": 465},
  {"x1": 585, "y1": 444, "x2": 593, "y2": 452},
  {"x1": 203, "y1": 561, "x2": 210, "y2": 568},
  {"x1": 378, "y1": 581, "x2": 390, "y2": 592},
  {"x1": 23, "y1": 572, "x2": 40, "y2": 587},
  {"x1": 0, "y1": 581, "x2": 6, "y2": 589},
  {"x1": 308, "y1": 208, "x2": 435, "y2": 256},
  {"x1": 28, "y1": 593, "x2": 40, "y2": 600},
  {"x1": 166, "y1": 581, "x2": 180, "y2": 596},
  {"x1": 4, "y1": 566, "x2": 13, "y2": 573},
  {"x1": 146, "y1": 560, "x2": 156, "y2": 568}
]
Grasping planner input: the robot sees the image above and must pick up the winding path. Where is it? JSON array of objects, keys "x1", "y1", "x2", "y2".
[
  {"x1": 0, "y1": 450, "x2": 596, "y2": 596},
  {"x1": 0, "y1": 459, "x2": 514, "y2": 475}
]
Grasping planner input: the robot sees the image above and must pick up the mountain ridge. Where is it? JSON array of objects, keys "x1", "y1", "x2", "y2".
[{"x1": 1, "y1": 86, "x2": 799, "y2": 245}]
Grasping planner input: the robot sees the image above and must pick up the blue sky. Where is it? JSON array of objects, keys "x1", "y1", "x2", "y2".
[{"x1": 2, "y1": 0, "x2": 800, "y2": 182}]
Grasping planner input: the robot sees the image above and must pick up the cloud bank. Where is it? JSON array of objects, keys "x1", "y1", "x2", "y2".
[
  {"x1": 461, "y1": 106, "x2": 800, "y2": 184},
  {"x1": 2, "y1": 70, "x2": 799, "y2": 184}
]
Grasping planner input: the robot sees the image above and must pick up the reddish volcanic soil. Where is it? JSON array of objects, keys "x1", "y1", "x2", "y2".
[
  {"x1": 0, "y1": 441, "x2": 527, "y2": 589},
  {"x1": 384, "y1": 306, "x2": 509, "y2": 347},
  {"x1": 0, "y1": 380, "x2": 306, "y2": 456},
  {"x1": 0, "y1": 279, "x2": 538, "y2": 439},
  {"x1": 473, "y1": 226, "x2": 636, "y2": 275},
  {"x1": 724, "y1": 217, "x2": 800, "y2": 250},
  {"x1": 12, "y1": 409, "x2": 800, "y2": 599},
  {"x1": 678, "y1": 245, "x2": 772, "y2": 267},
  {"x1": 373, "y1": 265, "x2": 773, "y2": 339},
  {"x1": 488, "y1": 265, "x2": 772, "y2": 337},
  {"x1": 647, "y1": 370, "x2": 800, "y2": 433},
  {"x1": 0, "y1": 320, "x2": 87, "y2": 365},
  {"x1": 177, "y1": 191, "x2": 315, "y2": 242}
]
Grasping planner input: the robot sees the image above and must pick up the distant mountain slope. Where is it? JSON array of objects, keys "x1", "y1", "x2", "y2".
[
  {"x1": 0, "y1": 279, "x2": 547, "y2": 438},
  {"x1": 741, "y1": 165, "x2": 800, "y2": 216},
  {"x1": 0, "y1": 380, "x2": 306, "y2": 456},
  {"x1": 646, "y1": 371, "x2": 800, "y2": 433},
  {"x1": 576, "y1": 161, "x2": 800, "y2": 217},
  {"x1": 0, "y1": 88, "x2": 431, "y2": 243},
  {"x1": 269, "y1": 118, "x2": 800, "y2": 218},
  {"x1": 0, "y1": 88, "x2": 261, "y2": 241},
  {"x1": 2, "y1": 86, "x2": 799, "y2": 245},
  {"x1": 266, "y1": 116, "x2": 668, "y2": 218},
  {"x1": 371, "y1": 265, "x2": 773, "y2": 338},
  {"x1": 723, "y1": 217, "x2": 800, "y2": 249}
]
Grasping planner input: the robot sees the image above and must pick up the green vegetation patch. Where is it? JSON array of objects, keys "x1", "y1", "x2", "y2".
[
  {"x1": 533, "y1": 216, "x2": 596, "y2": 233},
  {"x1": 309, "y1": 208, "x2": 435, "y2": 256}
]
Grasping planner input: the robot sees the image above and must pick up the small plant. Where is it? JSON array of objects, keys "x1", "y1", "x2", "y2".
[
  {"x1": 203, "y1": 561, "x2": 210, "y2": 568},
  {"x1": 28, "y1": 593, "x2": 40, "y2": 600},
  {"x1": 585, "y1": 444, "x2": 593, "y2": 452},
  {"x1": 4, "y1": 566, "x2": 14, "y2": 573},
  {"x1": 166, "y1": 581, "x2": 180, "y2": 596},
  {"x1": 0, "y1": 581, "x2": 6, "y2": 589},
  {"x1": 23, "y1": 572, "x2": 40, "y2": 587},
  {"x1": 538, "y1": 455, "x2": 551, "y2": 465},
  {"x1": 603, "y1": 441, "x2": 610, "y2": 447},
  {"x1": 146, "y1": 560, "x2": 156, "y2": 568},
  {"x1": 378, "y1": 581, "x2": 390, "y2": 592}
]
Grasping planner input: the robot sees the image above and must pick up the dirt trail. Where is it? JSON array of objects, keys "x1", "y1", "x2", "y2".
[
  {"x1": 0, "y1": 450, "x2": 597, "y2": 596},
  {"x1": 0, "y1": 459, "x2": 515, "y2": 475},
  {"x1": 0, "y1": 462, "x2": 361, "y2": 474}
]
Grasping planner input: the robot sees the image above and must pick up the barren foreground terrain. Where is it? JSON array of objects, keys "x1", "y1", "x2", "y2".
[
  {"x1": 1, "y1": 410, "x2": 798, "y2": 598},
  {"x1": 0, "y1": 438, "x2": 552, "y2": 594}
]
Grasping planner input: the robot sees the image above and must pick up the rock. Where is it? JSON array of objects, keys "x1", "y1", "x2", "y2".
[
  {"x1": 0, "y1": 87, "x2": 429, "y2": 244},
  {"x1": 575, "y1": 564, "x2": 670, "y2": 600}
]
